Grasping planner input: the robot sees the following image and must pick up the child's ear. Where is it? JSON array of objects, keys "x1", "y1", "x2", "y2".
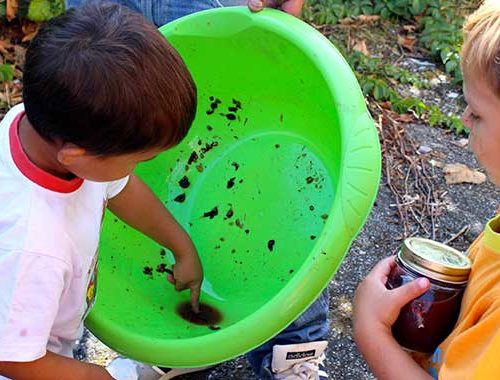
[{"x1": 57, "y1": 144, "x2": 88, "y2": 166}]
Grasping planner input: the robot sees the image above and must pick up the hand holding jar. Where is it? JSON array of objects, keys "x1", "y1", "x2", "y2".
[
  {"x1": 353, "y1": 256, "x2": 431, "y2": 341},
  {"x1": 387, "y1": 238, "x2": 471, "y2": 354}
]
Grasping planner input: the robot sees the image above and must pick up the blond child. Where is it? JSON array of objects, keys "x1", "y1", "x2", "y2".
[{"x1": 353, "y1": 1, "x2": 500, "y2": 379}]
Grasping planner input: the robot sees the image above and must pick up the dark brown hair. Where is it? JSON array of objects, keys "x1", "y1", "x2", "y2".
[{"x1": 23, "y1": 2, "x2": 196, "y2": 155}]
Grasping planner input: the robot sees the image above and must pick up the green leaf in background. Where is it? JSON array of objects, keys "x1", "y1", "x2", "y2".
[
  {"x1": 304, "y1": 0, "x2": 470, "y2": 134},
  {"x1": 411, "y1": 0, "x2": 425, "y2": 15},
  {"x1": 0, "y1": 0, "x2": 5, "y2": 19},
  {"x1": 445, "y1": 59, "x2": 458, "y2": 73},
  {"x1": 0, "y1": 64, "x2": 14, "y2": 83},
  {"x1": 27, "y1": 0, "x2": 64, "y2": 21}
]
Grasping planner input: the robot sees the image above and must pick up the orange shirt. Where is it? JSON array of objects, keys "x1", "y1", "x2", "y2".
[{"x1": 427, "y1": 215, "x2": 500, "y2": 379}]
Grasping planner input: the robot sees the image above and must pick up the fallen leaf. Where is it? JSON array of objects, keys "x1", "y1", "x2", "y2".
[
  {"x1": 380, "y1": 101, "x2": 392, "y2": 110},
  {"x1": 443, "y1": 163, "x2": 487, "y2": 185},
  {"x1": 454, "y1": 138, "x2": 469, "y2": 148},
  {"x1": 429, "y1": 159, "x2": 444, "y2": 168},
  {"x1": 403, "y1": 24, "x2": 417, "y2": 33},
  {"x1": 21, "y1": 22, "x2": 40, "y2": 43},
  {"x1": 0, "y1": 40, "x2": 15, "y2": 61},
  {"x1": 351, "y1": 39, "x2": 370, "y2": 56},
  {"x1": 0, "y1": 40, "x2": 14, "y2": 51},
  {"x1": 13, "y1": 68, "x2": 23, "y2": 79},
  {"x1": 339, "y1": 17, "x2": 354, "y2": 26},
  {"x1": 397, "y1": 34, "x2": 417, "y2": 51},
  {"x1": 395, "y1": 113, "x2": 414, "y2": 123},
  {"x1": 387, "y1": 78, "x2": 399, "y2": 86},
  {"x1": 6, "y1": 0, "x2": 18, "y2": 21},
  {"x1": 339, "y1": 15, "x2": 380, "y2": 26},
  {"x1": 357, "y1": 15, "x2": 381, "y2": 24}
]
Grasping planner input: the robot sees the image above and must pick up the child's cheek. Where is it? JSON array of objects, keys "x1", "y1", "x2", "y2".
[
  {"x1": 470, "y1": 131, "x2": 497, "y2": 182},
  {"x1": 473, "y1": 138, "x2": 484, "y2": 160},
  {"x1": 468, "y1": 127, "x2": 478, "y2": 155},
  {"x1": 468, "y1": 120, "x2": 483, "y2": 151},
  {"x1": 490, "y1": 172, "x2": 500, "y2": 187}
]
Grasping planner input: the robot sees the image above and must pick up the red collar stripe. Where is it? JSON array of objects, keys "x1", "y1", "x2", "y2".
[{"x1": 9, "y1": 112, "x2": 84, "y2": 193}]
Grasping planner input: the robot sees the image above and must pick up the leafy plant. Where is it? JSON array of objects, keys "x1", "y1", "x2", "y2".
[
  {"x1": 348, "y1": 51, "x2": 429, "y2": 89},
  {"x1": 304, "y1": 0, "x2": 376, "y2": 24},
  {"x1": 1, "y1": 0, "x2": 64, "y2": 21},
  {"x1": 0, "y1": 64, "x2": 14, "y2": 83},
  {"x1": 344, "y1": 53, "x2": 465, "y2": 133},
  {"x1": 305, "y1": 0, "x2": 466, "y2": 81},
  {"x1": 304, "y1": 0, "x2": 469, "y2": 134},
  {"x1": 419, "y1": 11, "x2": 463, "y2": 82},
  {"x1": 427, "y1": 105, "x2": 467, "y2": 134},
  {"x1": 0, "y1": 0, "x2": 5, "y2": 18},
  {"x1": 26, "y1": 0, "x2": 64, "y2": 21},
  {"x1": 373, "y1": 0, "x2": 421, "y2": 19}
]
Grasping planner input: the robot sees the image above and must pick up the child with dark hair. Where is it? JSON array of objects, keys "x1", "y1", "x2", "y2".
[
  {"x1": 0, "y1": 3, "x2": 202, "y2": 379},
  {"x1": 63, "y1": 1, "x2": 329, "y2": 379}
]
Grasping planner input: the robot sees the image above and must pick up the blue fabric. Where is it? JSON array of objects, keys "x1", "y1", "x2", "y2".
[
  {"x1": 62, "y1": 2, "x2": 331, "y2": 378},
  {"x1": 246, "y1": 289, "x2": 330, "y2": 379},
  {"x1": 65, "y1": 0, "x2": 248, "y2": 26}
]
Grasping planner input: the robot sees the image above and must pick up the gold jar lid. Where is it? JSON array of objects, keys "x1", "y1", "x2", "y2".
[{"x1": 399, "y1": 237, "x2": 471, "y2": 284}]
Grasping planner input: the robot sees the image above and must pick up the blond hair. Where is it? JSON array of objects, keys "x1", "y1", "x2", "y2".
[{"x1": 462, "y1": 0, "x2": 500, "y2": 93}]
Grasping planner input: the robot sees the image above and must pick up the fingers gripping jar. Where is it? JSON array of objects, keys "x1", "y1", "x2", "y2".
[{"x1": 386, "y1": 238, "x2": 472, "y2": 354}]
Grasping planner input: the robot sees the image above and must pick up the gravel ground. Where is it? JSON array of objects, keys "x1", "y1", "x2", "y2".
[{"x1": 76, "y1": 119, "x2": 500, "y2": 379}]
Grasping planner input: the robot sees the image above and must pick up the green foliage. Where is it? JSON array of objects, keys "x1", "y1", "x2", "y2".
[
  {"x1": 348, "y1": 51, "x2": 429, "y2": 89},
  {"x1": 305, "y1": 0, "x2": 465, "y2": 81},
  {"x1": 428, "y1": 105, "x2": 467, "y2": 134},
  {"x1": 344, "y1": 52, "x2": 465, "y2": 133},
  {"x1": 373, "y1": 0, "x2": 424, "y2": 19},
  {"x1": 304, "y1": 0, "x2": 374, "y2": 24},
  {"x1": 0, "y1": 0, "x2": 5, "y2": 18},
  {"x1": 418, "y1": 3, "x2": 464, "y2": 82},
  {"x1": 27, "y1": 0, "x2": 64, "y2": 21},
  {"x1": 392, "y1": 97, "x2": 427, "y2": 116},
  {"x1": 0, "y1": 0, "x2": 64, "y2": 21},
  {"x1": 305, "y1": 0, "x2": 468, "y2": 134},
  {"x1": 0, "y1": 64, "x2": 14, "y2": 83}
]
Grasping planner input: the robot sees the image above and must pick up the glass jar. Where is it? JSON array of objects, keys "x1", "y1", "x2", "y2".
[{"x1": 386, "y1": 237, "x2": 471, "y2": 354}]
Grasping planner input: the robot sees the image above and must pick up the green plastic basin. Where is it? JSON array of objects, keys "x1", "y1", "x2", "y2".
[{"x1": 86, "y1": 6, "x2": 381, "y2": 368}]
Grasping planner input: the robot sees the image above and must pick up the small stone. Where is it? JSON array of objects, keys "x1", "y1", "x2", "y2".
[
  {"x1": 417, "y1": 145, "x2": 432, "y2": 155},
  {"x1": 407, "y1": 58, "x2": 436, "y2": 69},
  {"x1": 429, "y1": 78, "x2": 440, "y2": 87},
  {"x1": 409, "y1": 86, "x2": 421, "y2": 96},
  {"x1": 429, "y1": 159, "x2": 444, "y2": 168}
]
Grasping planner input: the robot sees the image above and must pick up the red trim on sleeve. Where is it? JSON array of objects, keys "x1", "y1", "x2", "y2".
[{"x1": 9, "y1": 112, "x2": 84, "y2": 193}]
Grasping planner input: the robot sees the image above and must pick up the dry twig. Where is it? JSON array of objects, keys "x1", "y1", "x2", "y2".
[{"x1": 373, "y1": 103, "x2": 445, "y2": 240}]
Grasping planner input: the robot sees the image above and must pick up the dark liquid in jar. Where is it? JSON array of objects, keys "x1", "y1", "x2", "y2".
[{"x1": 387, "y1": 263, "x2": 464, "y2": 353}]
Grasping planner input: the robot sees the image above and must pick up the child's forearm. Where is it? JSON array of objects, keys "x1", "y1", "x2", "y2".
[
  {"x1": 355, "y1": 327, "x2": 433, "y2": 380},
  {"x1": 0, "y1": 351, "x2": 113, "y2": 380},
  {"x1": 109, "y1": 174, "x2": 203, "y2": 310},
  {"x1": 107, "y1": 174, "x2": 195, "y2": 259}
]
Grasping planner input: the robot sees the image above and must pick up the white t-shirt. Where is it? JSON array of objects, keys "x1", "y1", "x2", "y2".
[{"x1": 0, "y1": 104, "x2": 128, "y2": 373}]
